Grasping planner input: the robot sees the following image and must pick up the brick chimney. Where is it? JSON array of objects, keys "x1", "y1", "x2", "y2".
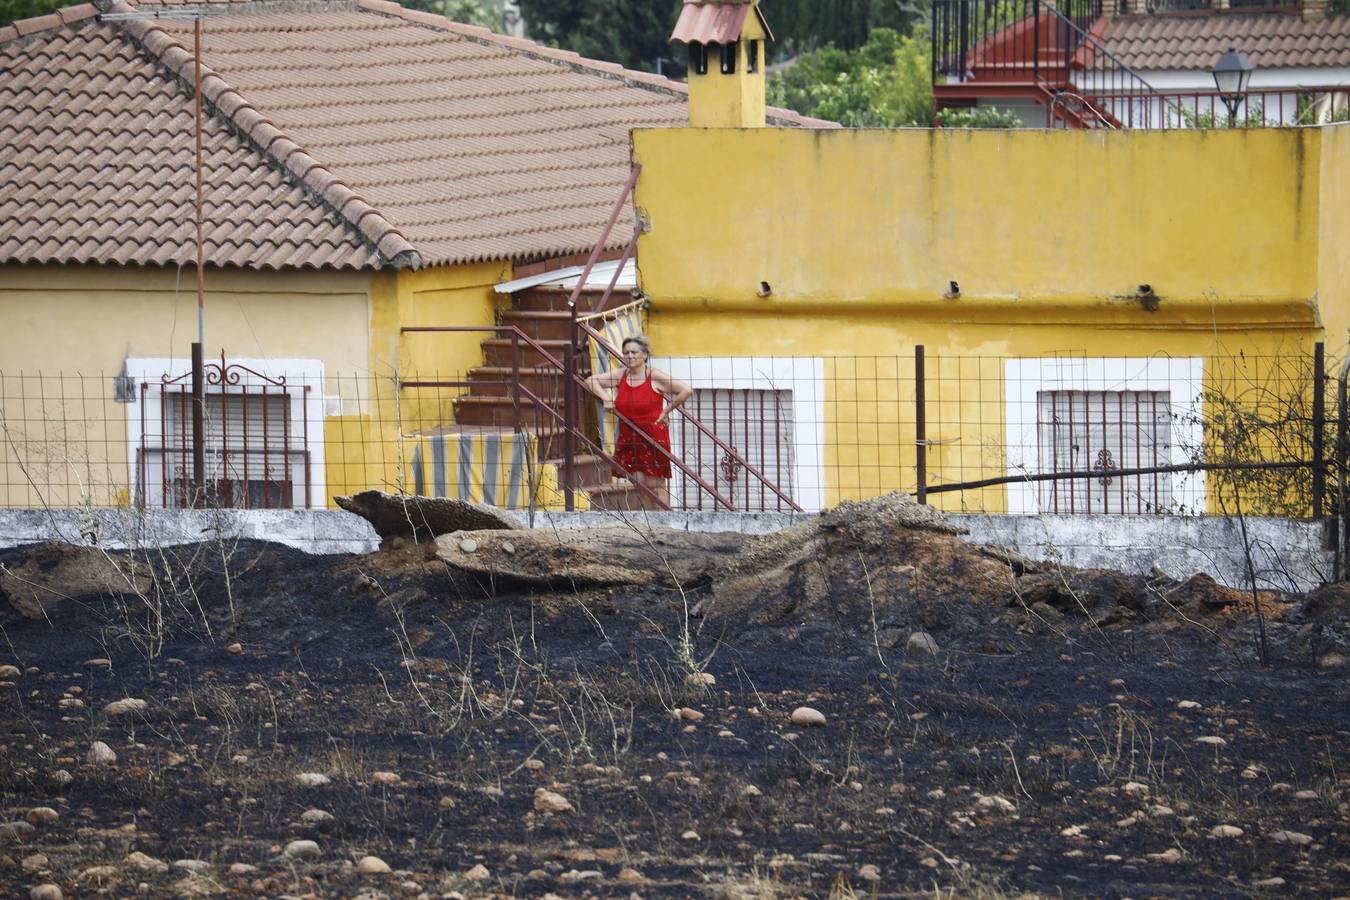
[{"x1": 669, "y1": 0, "x2": 772, "y2": 128}]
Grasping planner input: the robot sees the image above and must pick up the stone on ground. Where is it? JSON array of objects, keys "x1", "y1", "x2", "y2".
[
  {"x1": 356, "y1": 856, "x2": 391, "y2": 874},
  {"x1": 790, "y1": 706, "x2": 826, "y2": 727}
]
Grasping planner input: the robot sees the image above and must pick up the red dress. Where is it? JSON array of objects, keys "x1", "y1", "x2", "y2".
[{"x1": 612, "y1": 370, "x2": 673, "y2": 479}]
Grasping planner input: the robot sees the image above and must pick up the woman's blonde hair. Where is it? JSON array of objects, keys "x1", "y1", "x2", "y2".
[{"x1": 621, "y1": 335, "x2": 652, "y2": 356}]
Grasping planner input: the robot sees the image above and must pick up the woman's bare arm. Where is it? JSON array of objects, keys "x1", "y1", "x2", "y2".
[
  {"x1": 652, "y1": 370, "x2": 693, "y2": 424},
  {"x1": 586, "y1": 367, "x2": 624, "y2": 408}
]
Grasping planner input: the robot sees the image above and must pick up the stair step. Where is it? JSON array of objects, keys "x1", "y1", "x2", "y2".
[
  {"x1": 481, "y1": 338, "x2": 577, "y2": 369},
  {"x1": 466, "y1": 366, "x2": 568, "y2": 398},
  {"x1": 498, "y1": 310, "x2": 578, "y2": 341},
  {"x1": 585, "y1": 481, "x2": 652, "y2": 511},
  {"x1": 546, "y1": 453, "x2": 613, "y2": 489}
]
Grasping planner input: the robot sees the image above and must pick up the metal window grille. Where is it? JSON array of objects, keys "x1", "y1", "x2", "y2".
[
  {"x1": 674, "y1": 388, "x2": 795, "y2": 511},
  {"x1": 1036, "y1": 389, "x2": 1172, "y2": 514}
]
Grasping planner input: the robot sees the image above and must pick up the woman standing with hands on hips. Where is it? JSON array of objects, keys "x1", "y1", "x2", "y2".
[{"x1": 586, "y1": 336, "x2": 692, "y2": 509}]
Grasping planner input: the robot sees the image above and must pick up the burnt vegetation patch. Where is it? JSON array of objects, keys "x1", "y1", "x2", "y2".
[{"x1": 0, "y1": 495, "x2": 1346, "y2": 897}]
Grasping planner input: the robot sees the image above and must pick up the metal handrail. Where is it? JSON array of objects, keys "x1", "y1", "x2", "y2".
[
  {"x1": 401, "y1": 323, "x2": 739, "y2": 511},
  {"x1": 576, "y1": 319, "x2": 805, "y2": 512},
  {"x1": 1035, "y1": 0, "x2": 1166, "y2": 101},
  {"x1": 565, "y1": 164, "x2": 641, "y2": 316}
]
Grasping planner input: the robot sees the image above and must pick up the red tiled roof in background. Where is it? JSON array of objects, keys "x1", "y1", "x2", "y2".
[
  {"x1": 671, "y1": 0, "x2": 773, "y2": 44},
  {"x1": 1, "y1": 0, "x2": 831, "y2": 272},
  {"x1": 1103, "y1": 12, "x2": 1350, "y2": 71}
]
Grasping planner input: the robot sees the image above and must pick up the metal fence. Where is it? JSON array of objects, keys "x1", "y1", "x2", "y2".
[{"x1": 0, "y1": 347, "x2": 1333, "y2": 516}]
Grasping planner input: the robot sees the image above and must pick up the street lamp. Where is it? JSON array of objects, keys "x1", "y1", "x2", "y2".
[{"x1": 1211, "y1": 47, "x2": 1255, "y2": 128}]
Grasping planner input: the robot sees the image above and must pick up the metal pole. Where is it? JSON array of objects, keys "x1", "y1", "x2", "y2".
[
  {"x1": 1338, "y1": 351, "x2": 1350, "y2": 581},
  {"x1": 915, "y1": 344, "x2": 927, "y2": 505},
  {"x1": 562, "y1": 348, "x2": 575, "y2": 512},
  {"x1": 191, "y1": 341, "x2": 205, "y2": 506},
  {"x1": 194, "y1": 16, "x2": 205, "y2": 349},
  {"x1": 1313, "y1": 341, "x2": 1325, "y2": 519}
]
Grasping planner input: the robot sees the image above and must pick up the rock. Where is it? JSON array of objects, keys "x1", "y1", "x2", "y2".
[
  {"x1": 617, "y1": 867, "x2": 644, "y2": 882},
  {"x1": 0, "y1": 665, "x2": 20, "y2": 678},
  {"x1": 458, "y1": 538, "x2": 478, "y2": 554},
  {"x1": 1293, "y1": 790, "x2": 1319, "y2": 801},
  {"x1": 1211, "y1": 824, "x2": 1244, "y2": 838},
  {"x1": 300, "y1": 808, "x2": 334, "y2": 828},
  {"x1": 685, "y1": 672, "x2": 716, "y2": 686},
  {"x1": 1255, "y1": 877, "x2": 1287, "y2": 887},
  {"x1": 674, "y1": 707, "x2": 704, "y2": 721},
  {"x1": 226, "y1": 643, "x2": 243, "y2": 655},
  {"x1": 1177, "y1": 700, "x2": 1201, "y2": 710},
  {"x1": 104, "y1": 698, "x2": 147, "y2": 717},
  {"x1": 50, "y1": 770, "x2": 72, "y2": 787},
  {"x1": 0, "y1": 542, "x2": 152, "y2": 620},
  {"x1": 126, "y1": 851, "x2": 169, "y2": 873},
  {"x1": 857, "y1": 864, "x2": 881, "y2": 882},
  {"x1": 295, "y1": 772, "x2": 331, "y2": 787},
  {"x1": 790, "y1": 706, "x2": 826, "y2": 727},
  {"x1": 1121, "y1": 781, "x2": 1150, "y2": 797},
  {"x1": 226, "y1": 863, "x2": 257, "y2": 875},
  {"x1": 533, "y1": 788, "x2": 573, "y2": 814},
  {"x1": 25, "y1": 808, "x2": 58, "y2": 826},
  {"x1": 1194, "y1": 736, "x2": 1228, "y2": 747},
  {"x1": 1060, "y1": 825, "x2": 1085, "y2": 837},
  {"x1": 172, "y1": 860, "x2": 211, "y2": 874},
  {"x1": 742, "y1": 784, "x2": 762, "y2": 797},
  {"x1": 0, "y1": 821, "x2": 37, "y2": 841},
  {"x1": 1318, "y1": 652, "x2": 1345, "y2": 668},
  {"x1": 86, "y1": 742, "x2": 116, "y2": 766},
  {"x1": 681, "y1": 830, "x2": 701, "y2": 841},
  {"x1": 283, "y1": 840, "x2": 320, "y2": 859},
  {"x1": 463, "y1": 864, "x2": 490, "y2": 881},
  {"x1": 1147, "y1": 847, "x2": 1182, "y2": 863},
  {"x1": 975, "y1": 794, "x2": 1015, "y2": 813},
  {"x1": 906, "y1": 632, "x2": 940, "y2": 655},
  {"x1": 524, "y1": 759, "x2": 544, "y2": 771},
  {"x1": 334, "y1": 490, "x2": 519, "y2": 543},
  {"x1": 84, "y1": 658, "x2": 111, "y2": 668},
  {"x1": 370, "y1": 771, "x2": 401, "y2": 786},
  {"x1": 22, "y1": 853, "x2": 49, "y2": 871},
  {"x1": 1268, "y1": 830, "x2": 1313, "y2": 846},
  {"x1": 356, "y1": 856, "x2": 391, "y2": 874},
  {"x1": 29, "y1": 885, "x2": 62, "y2": 900},
  {"x1": 1150, "y1": 805, "x2": 1175, "y2": 817}
]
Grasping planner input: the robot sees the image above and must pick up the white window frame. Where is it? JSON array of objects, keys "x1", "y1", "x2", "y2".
[
  {"x1": 1004, "y1": 357, "x2": 1205, "y2": 515},
  {"x1": 652, "y1": 356, "x2": 826, "y2": 512},
  {"x1": 123, "y1": 357, "x2": 326, "y2": 509}
]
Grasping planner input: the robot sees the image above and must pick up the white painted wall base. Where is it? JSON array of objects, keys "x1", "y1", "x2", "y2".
[{"x1": 0, "y1": 509, "x2": 1331, "y2": 592}]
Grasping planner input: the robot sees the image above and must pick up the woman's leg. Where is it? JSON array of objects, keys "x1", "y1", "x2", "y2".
[{"x1": 631, "y1": 472, "x2": 670, "y2": 510}]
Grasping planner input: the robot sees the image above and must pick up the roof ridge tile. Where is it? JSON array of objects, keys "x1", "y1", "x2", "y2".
[{"x1": 104, "y1": 0, "x2": 419, "y2": 268}]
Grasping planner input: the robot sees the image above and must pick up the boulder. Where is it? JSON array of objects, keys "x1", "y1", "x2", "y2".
[
  {"x1": 1, "y1": 542, "x2": 151, "y2": 620},
  {"x1": 334, "y1": 490, "x2": 519, "y2": 544}
]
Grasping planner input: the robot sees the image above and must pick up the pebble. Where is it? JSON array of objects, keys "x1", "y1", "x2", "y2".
[
  {"x1": 25, "y1": 807, "x2": 58, "y2": 826},
  {"x1": 1147, "y1": 848, "x2": 1182, "y2": 863},
  {"x1": 617, "y1": 867, "x2": 644, "y2": 882},
  {"x1": 86, "y1": 742, "x2": 116, "y2": 766},
  {"x1": 226, "y1": 643, "x2": 243, "y2": 655},
  {"x1": 674, "y1": 707, "x2": 704, "y2": 721},
  {"x1": 300, "y1": 808, "x2": 334, "y2": 827},
  {"x1": 681, "y1": 830, "x2": 700, "y2": 841},
  {"x1": 226, "y1": 863, "x2": 257, "y2": 875},
  {"x1": 857, "y1": 864, "x2": 881, "y2": 882},
  {"x1": 126, "y1": 851, "x2": 169, "y2": 873},
  {"x1": 790, "y1": 706, "x2": 826, "y2": 727},
  {"x1": 1194, "y1": 736, "x2": 1228, "y2": 747},
  {"x1": 29, "y1": 886, "x2": 62, "y2": 900},
  {"x1": 533, "y1": 788, "x2": 573, "y2": 814},
  {"x1": 21, "y1": 853, "x2": 48, "y2": 871},
  {"x1": 172, "y1": 860, "x2": 210, "y2": 874},
  {"x1": 103, "y1": 696, "x2": 146, "y2": 717},
  {"x1": 1060, "y1": 825, "x2": 1085, "y2": 837},
  {"x1": 295, "y1": 772, "x2": 331, "y2": 787},
  {"x1": 685, "y1": 672, "x2": 715, "y2": 686},
  {"x1": 1177, "y1": 700, "x2": 1201, "y2": 710},
  {"x1": 78, "y1": 866, "x2": 119, "y2": 884},
  {"x1": 83, "y1": 658, "x2": 111, "y2": 668},
  {"x1": 1121, "y1": 781, "x2": 1150, "y2": 797},
  {"x1": 458, "y1": 538, "x2": 478, "y2": 553},
  {"x1": 1, "y1": 821, "x2": 37, "y2": 840},
  {"x1": 742, "y1": 784, "x2": 762, "y2": 797},
  {"x1": 464, "y1": 864, "x2": 490, "y2": 881},
  {"x1": 906, "y1": 631, "x2": 940, "y2": 655},
  {"x1": 1255, "y1": 876, "x2": 1287, "y2": 887},
  {"x1": 1318, "y1": 652, "x2": 1345, "y2": 668},
  {"x1": 1268, "y1": 829, "x2": 1313, "y2": 846},
  {"x1": 284, "y1": 839, "x2": 321, "y2": 859},
  {"x1": 976, "y1": 794, "x2": 1015, "y2": 813},
  {"x1": 356, "y1": 856, "x2": 391, "y2": 874},
  {"x1": 524, "y1": 759, "x2": 544, "y2": 771},
  {"x1": 370, "y1": 771, "x2": 401, "y2": 786},
  {"x1": 1211, "y1": 824, "x2": 1244, "y2": 838},
  {"x1": 1150, "y1": 805, "x2": 1175, "y2": 817},
  {"x1": 501, "y1": 540, "x2": 516, "y2": 555},
  {"x1": 0, "y1": 665, "x2": 20, "y2": 678},
  {"x1": 1293, "y1": 790, "x2": 1319, "y2": 801}
]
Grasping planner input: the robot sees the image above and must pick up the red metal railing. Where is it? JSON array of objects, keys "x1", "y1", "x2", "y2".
[{"x1": 400, "y1": 324, "x2": 741, "y2": 511}]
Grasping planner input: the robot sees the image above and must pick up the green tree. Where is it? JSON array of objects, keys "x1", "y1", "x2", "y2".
[
  {"x1": 401, "y1": 0, "x2": 501, "y2": 30},
  {"x1": 515, "y1": 0, "x2": 682, "y2": 72},
  {"x1": 769, "y1": 0, "x2": 925, "y2": 55},
  {"x1": 1, "y1": 0, "x2": 68, "y2": 28},
  {"x1": 767, "y1": 27, "x2": 935, "y2": 126}
]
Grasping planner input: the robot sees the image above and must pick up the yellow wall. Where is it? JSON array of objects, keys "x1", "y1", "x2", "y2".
[
  {"x1": 1318, "y1": 123, "x2": 1350, "y2": 359},
  {"x1": 632, "y1": 126, "x2": 1337, "y2": 511}
]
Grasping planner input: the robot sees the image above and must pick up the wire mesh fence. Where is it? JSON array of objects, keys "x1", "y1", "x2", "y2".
[{"x1": 0, "y1": 347, "x2": 1333, "y2": 515}]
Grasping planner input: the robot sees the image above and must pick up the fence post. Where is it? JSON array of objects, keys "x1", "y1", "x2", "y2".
[
  {"x1": 562, "y1": 314, "x2": 576, "y2": 512},
  {"x1": 1338, "y1": 353, "x2": 1350, "y2": 581},
  {"x1": 1313, "y1": 341, "x2": 1325, "y2": 519},
  {"x1": 510, "y1": 331, "x2": 522, "y2": 435},
  {"x1": 915, "y1": 344, "x2": 927, "y2": 505},
  {"x1": 190, "y1": 341, "x2": 205, "y2": 507}
]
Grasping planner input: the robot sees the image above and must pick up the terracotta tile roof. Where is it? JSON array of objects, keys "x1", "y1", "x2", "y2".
[
  {"x1": 1, "y1": 0, "x2": 831, "y2": 272},
  {"x1": 1103, "y1": 12, "x2": 1350, "y2": 71},
  {"x1": 671, "y1": 1, "x2": 773, "y2": 45}
]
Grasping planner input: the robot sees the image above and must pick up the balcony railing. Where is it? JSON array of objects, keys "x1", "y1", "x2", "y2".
[{"x1": 1069, "y1": 86, "x2": 1350, "y2": 128}]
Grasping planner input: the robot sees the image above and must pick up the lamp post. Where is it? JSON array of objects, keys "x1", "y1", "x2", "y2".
[{"x1": 1211, "y1": 46, "x2": 1255, "y2": 128}]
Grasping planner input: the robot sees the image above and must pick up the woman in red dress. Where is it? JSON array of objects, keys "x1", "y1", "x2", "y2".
[{"x1": 586, "y1": 336, "x2": 692, "y2": 508}]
